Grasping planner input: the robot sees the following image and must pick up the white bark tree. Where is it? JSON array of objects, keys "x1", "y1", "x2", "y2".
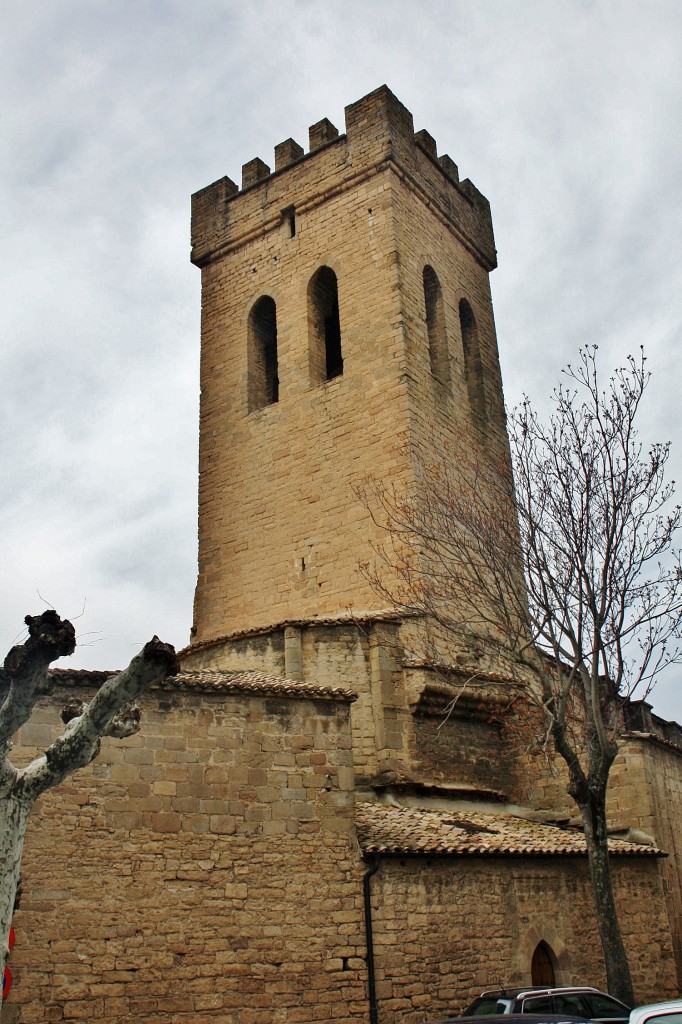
[
  {"x1": 0, "y1": 610, "x2": 178, "y2": 1005},
  {"x1": 361, "y1": 348, "x2": 682, "y2": 1004}
]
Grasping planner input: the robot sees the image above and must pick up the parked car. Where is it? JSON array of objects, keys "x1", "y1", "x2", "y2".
[
  {"x1": 428, "y1": 1013, "x2": 592, "y2": 1024},
  {"x1": 630, "y1": 1002, "x2": 682, "y2": 1024},
  {"x1": 464, "y1": 987, "x2": 631, "y2": 1024}
]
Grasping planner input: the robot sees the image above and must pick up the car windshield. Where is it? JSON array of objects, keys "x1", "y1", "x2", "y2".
[
  {"x1": 468, "y1": 998, "x2": 512, "y2": 1015},
  {"x1": 585, "y1": 995, "x2": 629, "y2": 1017},
  {"x1": 554, "y1": 995, "x2": 591, "y2": 1017},
  {"x1": 523, "y1": 998, "x2": 555, "y2": 1014}
]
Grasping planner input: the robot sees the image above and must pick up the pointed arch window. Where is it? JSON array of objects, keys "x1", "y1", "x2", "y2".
[
  {"x1": 308, "y1": 266, "x2": 343, "y2": 383},
  {"x1": 459, "y1": 298, "x2": 486, "y2": 426},
  {"x1": 531, "y1": 941, "x2": 556, "y2": 987},
  {"x1": 423, "y1": 265, "x2": 449, "y2": 383},
  {"x1": 248, "y1": 295, "x2": 279, "y2": 412}
]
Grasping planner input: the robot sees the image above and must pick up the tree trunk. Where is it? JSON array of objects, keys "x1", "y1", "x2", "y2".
[
  {"x1": 579, "y1": 790, "x2": 634, "y2": 1006},
  {"x1": 0, "y1": 792, "x2": 30, "y2": 1004},
  {"x1": 0, "y1": 618, "x2": 178, "y2": 1010}
]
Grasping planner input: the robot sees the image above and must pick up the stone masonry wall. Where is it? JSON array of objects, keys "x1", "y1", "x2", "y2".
[
  {"x1": 609, "y1": 736, "x2": 682, "y2": 989},
  {"x1": 4, "y1": 677, "x2": 677, "y2": 1024},
  {"x1": 189, "y1": 85, "x2": 504, "y2": 654},
  {"x1": 412, "y1": 709, "x2": 511, "y2": 795},
  {"x1": 367, "y1": 855, "x2": 676, "y2": 1024},
  {"x1": 2, "y1": 682, "x2": 367, "y2": 1024},
  {"x1": 186, "y1": 80, "x2": 530, "y2": 802},
  {"x1": 387, "y1": 162, "x2": 526, "y2": 677},
  {"x1": 183, "y1": 632, "x2": 286, "y2": 678},
  {"x1": 391, "y1": 132, "x2": 510, "y2": 463},
  {"x1": 183, "y1": 624, "x2": 524, "y2": 795},
  {"x1": 183, "y1": 624, "x2": 383, "y2": 778},
  {"x1": 191, "y1": 124, "x2": 413, "y2": 644},
  {"x1": 509, "y1": 715, "x2": 682, "y2": 989}
]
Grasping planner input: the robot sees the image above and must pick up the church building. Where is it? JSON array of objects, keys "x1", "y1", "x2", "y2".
[{"x1": 5, "y1": 86, "x2": 682, "y2": 1024}]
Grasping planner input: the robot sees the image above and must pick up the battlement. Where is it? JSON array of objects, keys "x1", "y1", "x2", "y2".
[{"x1": 191, "y1": 85, "x2": 496, "y2": 271}]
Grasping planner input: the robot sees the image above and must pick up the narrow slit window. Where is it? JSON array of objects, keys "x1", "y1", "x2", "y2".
[
  {"x1": 423, "y1": 265, "x2": 449, "y2": 383},
  {"x1": 459, "y1": 298, "x2": 486, "y2": 426},
  {"x1": 248, "y1": 295, "x2": 279, "y2": 412},
  {"x1": 283, "y1": 205, "x2": 296, "y2": 238},
  {"x1": 308, "y1": 266, "x2": 343, "y2": 383}
]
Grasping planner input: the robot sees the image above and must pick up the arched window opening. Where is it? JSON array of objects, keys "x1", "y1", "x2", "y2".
[
  {"x1": 308, "y1": 267, "x2": 343, "y2": 383},
  {"x1": 423, "y1": 265, "x2": 449, "y2": 383},
  {"x1": 459, "y1": 298, "x2": 486, "y2": 426},
  {"x1": 531, "y1": 941, "x2": 556, "y2": 987},
  {"x1": 248, "y1": 296, "x2": 279, "y2": 412}
]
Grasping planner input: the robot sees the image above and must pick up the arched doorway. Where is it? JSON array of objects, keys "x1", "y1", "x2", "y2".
[{"x1": 531, "y1": 941, "x2": 556, "y2": 986}]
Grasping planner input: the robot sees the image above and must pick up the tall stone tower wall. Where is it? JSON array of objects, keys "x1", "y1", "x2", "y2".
[
  {"x1": 391, "y1": 158, "x2": 508, "y2": 459},
  {"x1": 189, "y1": 86, "x2": 508, "y2": 654}
]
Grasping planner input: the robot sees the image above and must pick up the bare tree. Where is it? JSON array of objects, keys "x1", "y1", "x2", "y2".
[
  {"x1": 0, "y1": 610, "x2": 179, "y2": 1004},
  {"x1": 361, "y1": 348, "x2": 682, "y2": 1004}
]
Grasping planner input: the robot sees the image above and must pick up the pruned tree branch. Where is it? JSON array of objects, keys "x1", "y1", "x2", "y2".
[
  {"x1": 0, "y1": 612, "x2": 76, "y2": 754},
  {"x1": 16, "y1": 634, "x2": 178, "y2": 802},
  {"x1": 0, "y1": 612, "x2": 179, "y2": 1005}
]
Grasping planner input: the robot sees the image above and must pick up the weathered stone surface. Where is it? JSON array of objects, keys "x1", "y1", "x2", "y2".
[
  {"x1": 8, "y1": 685, "x2": 366, "y2": 1023},
  {"x1": 5, "y1": 85, "x2": 682, "y2": 1024}
]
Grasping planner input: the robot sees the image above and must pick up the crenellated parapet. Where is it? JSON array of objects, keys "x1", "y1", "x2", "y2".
[{"x1": 190, "y1": 84, "x2": 496, "y2": 271}]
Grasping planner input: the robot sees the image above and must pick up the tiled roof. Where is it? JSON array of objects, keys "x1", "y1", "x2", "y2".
[
  {"x1": 623, "y1": 730, "x2": 682, "y2": 756},
  {"x1": 180, "y1": 609, "x2": 402, "y2": 655},
  {"x1": 160, "y1": 671, "x2": 356, "y2": 702},
  {"x1": 355, "y1": 803, "x2": 662, "y2": 857},
  {"x1": 37, "y1": 668, "x2": 355, "y2": 703}
]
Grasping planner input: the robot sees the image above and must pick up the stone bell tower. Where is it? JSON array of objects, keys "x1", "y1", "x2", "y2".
[{"x1": 184, "y1": 85, "x2": 514, "y2": 783}]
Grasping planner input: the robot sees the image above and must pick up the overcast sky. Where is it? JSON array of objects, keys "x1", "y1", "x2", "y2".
[{"x1": 2, "y1": 1, "x2": 681, "y2": 719}]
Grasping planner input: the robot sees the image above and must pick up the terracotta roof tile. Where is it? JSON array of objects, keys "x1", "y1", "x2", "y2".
[
  {"x1": 623, "y1": 730, "x2": 682, "y2": 756},
  {"x1": 161, "y1": 670, "x2": 356, "y2": 702},
  {"x1": 5, "y1": 668, "x2": 356, "y2": 703},
  {"x1": 180, "y1": 609, "x2": 401, "y2": 655},
  {"x1": 355, "y1": 803, "x2": 661, "y2": 857}
]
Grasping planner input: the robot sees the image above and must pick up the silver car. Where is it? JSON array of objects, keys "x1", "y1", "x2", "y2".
[
  {"x1": 630, "y1": 1002, "x2": 682, "y2": 1024},
  {"x1": 464, "y1": 987, "x2": 630, "y2": 1024}
]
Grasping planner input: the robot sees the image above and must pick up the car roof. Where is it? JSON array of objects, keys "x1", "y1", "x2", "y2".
[
  {"x1": 477, "y1": 988, "x2": 603, "y2": 999},
  {"x1": 630, "y1": 1002, "x2": 682, "y2": 1024},
  {"x1": 433, "y1": 1015, "x2": 593, "y2": 1024}
]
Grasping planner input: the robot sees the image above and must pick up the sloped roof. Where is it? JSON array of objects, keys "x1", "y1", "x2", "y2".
[
  {"x1": 355, "y1": 802, "x2": 661, "y2": 857},
  {"x1": 33, "y1": 668, "x2": 355, "y2": 703},
  {"x1": 180, "y1": 609, "x2": 401, "y2": 655},
  {"x1": 162, "y1": 670, "x2": 355, "y2": 702}
]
